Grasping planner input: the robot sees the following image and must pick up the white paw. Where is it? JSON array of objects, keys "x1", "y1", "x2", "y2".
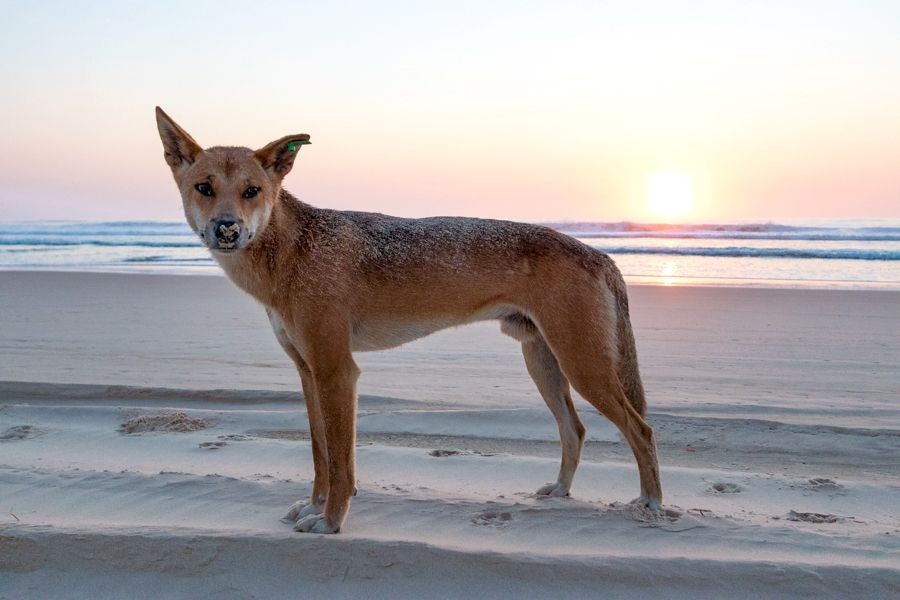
[
  {"x1": 299, "y1": 502, "x2": 323, "y2": 518},
  {"x1": 631, "y1": 495, "x2": 662, "y2": 511},
  {"x1": 293, "y1": 513, "x2": 339, "y2": 534},
  {"x1": 282, "y1": 499, "x2": 323, "y2": 523},
  {"x1": 535, "y1": 482, "x2": 570, "y2": 497}
]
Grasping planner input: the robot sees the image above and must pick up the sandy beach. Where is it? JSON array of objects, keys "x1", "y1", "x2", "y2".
[{"x1": 1, "y1": 271, "x2": 898, "y2": 598}]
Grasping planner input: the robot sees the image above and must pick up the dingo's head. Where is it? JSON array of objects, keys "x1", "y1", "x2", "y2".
[{"x1": 155, "y1": 107, "x2": 310, "y2": 253}]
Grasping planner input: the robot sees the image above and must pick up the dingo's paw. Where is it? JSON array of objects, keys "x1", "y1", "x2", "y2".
[
  {"x1": 282, "y1": 499, "x2": 323, "y2": 523},
  {"x1": 293, "y1": 513, "x2": 339, "y2": 534},
  {"x1": 630, "y1": 495, "x2": 662, "y2": 511},
  {"x1": 535, "y1": 482, "x2": 570, "y2": 497}
]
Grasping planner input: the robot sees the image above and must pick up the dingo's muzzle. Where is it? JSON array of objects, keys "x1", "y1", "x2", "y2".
[{"x1": 206, "y1": 216, "x2": 246, "y2": 251}]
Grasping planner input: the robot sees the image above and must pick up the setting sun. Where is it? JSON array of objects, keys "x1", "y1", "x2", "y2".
[{"x1": 646, "y1": 169, "x2": 695, "y2": 220}]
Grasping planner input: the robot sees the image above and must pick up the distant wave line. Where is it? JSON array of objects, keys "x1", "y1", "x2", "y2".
[
  {"x1": 2, "y1": 240, "x2": 896, "y2": 261},
  {"x1": 573, "y1": 232, "x2": 900, "y2": 242},
  {"x1": 122, "y1": 256, "x2": 213, "y2": 263},
  {"x1": 6, "y1": 230, "x2": 899, "y2": 242},
  {"x1": 4, "y1": 219, "x2": 900, "y2": 242},
  {"x1": 550, "y1": 221, "x2": 900, "y2": 234},
  {"x1": 2, "y1": 223, "x2": 192, "y2": 236},
  {"x1": 593, "y1": 245, "x2": 900, "y2": 261},
  {"x1": 0, "y1": 239, "x2": 202, "y2": 248}
]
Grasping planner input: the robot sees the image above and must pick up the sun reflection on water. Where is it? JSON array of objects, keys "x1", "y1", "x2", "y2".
[{"x1": 660, "y1": 261, "x2": 678, "y2": 286}]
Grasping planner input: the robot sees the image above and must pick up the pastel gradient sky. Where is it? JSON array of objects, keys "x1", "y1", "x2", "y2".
[{"x1": 1, "y1": 1, "x2": 898, "y2": 222}]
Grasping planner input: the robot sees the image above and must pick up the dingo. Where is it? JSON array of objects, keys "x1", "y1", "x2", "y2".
[{"x1": 155, "y1": 107, "x2": 662, "y2": 534}]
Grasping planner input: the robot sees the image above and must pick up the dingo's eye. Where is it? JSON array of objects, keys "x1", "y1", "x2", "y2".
[
  {"x1": 243, "y1": 186, "x2": 261, "y2": 199},
  {"x1": 194, "y1": 182, "x2": 214, "y2": 197}
]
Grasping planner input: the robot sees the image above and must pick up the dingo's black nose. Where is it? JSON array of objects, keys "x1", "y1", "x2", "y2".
[{"x1": 214, "y1": 218, "x2": 241, "y2": 244}]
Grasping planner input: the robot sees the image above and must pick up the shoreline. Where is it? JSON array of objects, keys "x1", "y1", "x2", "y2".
[{"x1": 2, "y1": 265, "x2": 900, "y2": 291}]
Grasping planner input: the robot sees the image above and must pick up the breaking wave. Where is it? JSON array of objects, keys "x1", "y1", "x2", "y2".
[
  {"x1": 553, "y1": 221, "x2": 900, "y2": 242},
  {"x1": 589, "y1": 245, "x2": 899, "y2": 261}
]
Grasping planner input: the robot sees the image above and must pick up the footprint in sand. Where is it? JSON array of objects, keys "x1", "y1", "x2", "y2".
[
  {"x1": 804, "y1": 477, "x2": 843, "y2": 491},
  {"x1": 120, "y1": 412, "x2": 210, "y2": 434},
  {"x1": 429, "y1": 449, "x2": 498, "y2": 458},
  {"x1": 619, "y1": 502, "x2": 683, "y2": 523},
  {"x1": 708, "y1": 482, "x2": 743, "y2": 494},
  {"x1": 199, "y1": 434, "x2": 254, "y2": 449},
  {"x1": 472, "y1": 510, "x2": 514, "y2": 528},
  {"x1": 429, "y1": 449, "x2": 463, "y2": 457},
  {"x1": 0, "y1": 425, "x2": 42, "y2": 441},
  {"x1": 787, "y1": 510, "x2": 841, "y2": 524},
  {"x1": 219, "y1": 434, "x2": 253, "y2": 442},
  {"x1": 199, "y1": 441, "x2": 227, "y2": 450}
]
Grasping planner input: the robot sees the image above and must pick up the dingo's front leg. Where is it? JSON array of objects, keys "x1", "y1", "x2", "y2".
[
  {"x1": 285, "y1": 364, "x2": 329, "y2": 521},
  {"x1": 269, "y1": 311, "x2": 330, "y2": 522},
  {"x1": 294, "y1": 349, "x2": 360, "y2": 534}
]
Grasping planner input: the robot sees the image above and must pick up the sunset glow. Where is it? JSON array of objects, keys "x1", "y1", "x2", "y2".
[{"x1": 1, "y1": 2, "x2": 899, "y2": 223}]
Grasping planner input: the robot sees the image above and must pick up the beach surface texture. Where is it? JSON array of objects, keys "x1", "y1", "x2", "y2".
[{"x1": 1, "y1": 271, "x2": 898, "y2": 598}]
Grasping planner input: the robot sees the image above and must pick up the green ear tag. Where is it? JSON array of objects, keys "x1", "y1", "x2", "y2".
[{"x1": 287, "y1": 139, "x2": 310, "y2": 152}]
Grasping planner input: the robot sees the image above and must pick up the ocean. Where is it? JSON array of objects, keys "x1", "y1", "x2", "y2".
[{"x1": 2, "y1": 219, "x2": 899, "y2": 289}]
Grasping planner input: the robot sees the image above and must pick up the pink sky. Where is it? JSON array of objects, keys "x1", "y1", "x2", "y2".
[{"x1": 1, "y1": 1, "x2": 898, "y2": 223}]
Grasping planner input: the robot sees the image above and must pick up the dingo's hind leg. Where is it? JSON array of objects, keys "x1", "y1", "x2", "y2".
[
  {"x1": 521, "y1": 335, "x2": 585, "y2": 497},
  {"x1": 534, "y1": 297, "x2": 663, "y2": 509},
  {"x1": 503, "y1": 314, "x2": 585, "y2": 497}
]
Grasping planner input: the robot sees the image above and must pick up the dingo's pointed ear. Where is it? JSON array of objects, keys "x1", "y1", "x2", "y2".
[
  {"x1": 155, "y1": 107, "x2": 203, "y2": 172},
  {"x1": 255, "y1": 134, "x2": 311, "y2": 178}
]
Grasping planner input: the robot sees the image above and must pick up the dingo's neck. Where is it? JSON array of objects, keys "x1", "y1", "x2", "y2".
[{"x1": 212, "y1": 191, "x2": 310, "y2": 307}]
